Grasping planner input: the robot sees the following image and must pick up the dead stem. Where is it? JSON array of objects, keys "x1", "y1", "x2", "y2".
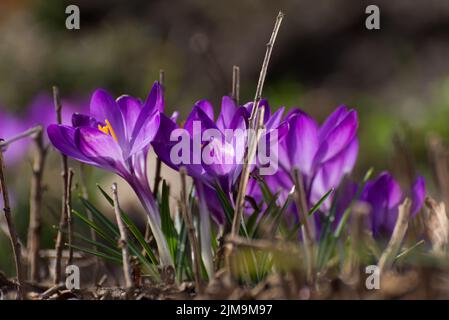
[
  {"x1": 232, "y1": 65, "x2": 240, "y2": 105},
  {"x1": 111, "y1": 183, "x2": 133, "y2": 290},
  {"x1": 378, "y1": 198, "x2": 411, "y2": 274},
  {"x1": 53, "y1": 85, "x2": 70, "y2": 284},
  {"x1": 231, "y1": 11, "x2": 284, "y2": 239},
  {"x1": 152, "y1": 69, "x2": 165, "y2": 198},
  {"x1": 0, "y1": 144, "x2": 24, "y2": 299},
  {"x1": 0, "y1": 126, "x2": 42, "y2": 150},
  {"x1": 179, "y1": 167, "x2": 203, "y2": 294},
  {"x1": 292, "y1": 168, "x2": 315, "y2": 283},
  {"x1": 145, "y1": 69, "x2": 166, "y2": 251},
  {"x1": 424, "y1": 197, "x2": 448, "y2": 257},
  {"x1": 428, "y1": 134, "x2": 449, "y2": 207},
  {"x1": 27, "y1": 126, "x2": 48, "y2": 283},
  {"x1": 66, "y1": 168, "x2": 74, "y2": 265}
]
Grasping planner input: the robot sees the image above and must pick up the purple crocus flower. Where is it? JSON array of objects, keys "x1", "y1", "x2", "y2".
[
  {"x1": 276, "y1": 105, "x2": 359, "y2": 217},
  {"x1": 245, "y1": 105, "x2": 358, "y2": 224},
  {"x1": 361, "y1": 172, "x2": 426, "y2": 237},
  {"x1": 47, "y1": 82, "x2": 174, "y2": 266}
]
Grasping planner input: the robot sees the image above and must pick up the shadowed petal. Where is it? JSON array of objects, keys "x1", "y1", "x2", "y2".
[
  {"x1": 90, "y1": 89, "x2": 127, "y2": 148},
  {"x1": 314, "y1": 110, "x2": 358, "y2": 165},
  {"x1": 410, "y1": 176, "x2": 426, "y2": 217},
  {"x1": 77, "y1": 127, "x2": 127, "y2": 174},
  {"x1": 72, "y1": 113, "x2": 98, "y2": 128},
  {"x1": 319, "y1": 105, "x2": 349, "y2": 142},
  {"x1": 196, "y1": 99, "x2": 215, "y2": 121},
  {"x1": 117, "y1": 95, "x2": 141, "y2": 140},
  {"x1": 47, "y1": 125, "x2": 95, "y2": 166},
  {"x1": 217, "y1": 96, "x2": 237, "y2": 130},
  {"x1": 286, "y1": 112, "x2": 319, "y2": 175}
]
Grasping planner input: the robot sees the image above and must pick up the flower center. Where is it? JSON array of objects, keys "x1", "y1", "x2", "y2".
[{"x1": 98, "y1": 119, "x2": 118, "y2": 142}]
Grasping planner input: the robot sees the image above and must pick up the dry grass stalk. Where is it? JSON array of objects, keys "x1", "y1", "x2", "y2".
[
  {"x1": 179, "y1": 166, "x2": 203, "y2": 294},
  {"x1": 231, "y1": 11, "x2": 284, "y2": 239},
  {"x1": 231, "y1": 65, "x2": 240, "y2": 104},
  {"x1": 66, "y1": 168, "x2": 75, "y2": 265},
  {"x1": 0, "y1": 145, "x2": 24, "y2": 299},
  {"x1": 424, "y1": 196, "x2": 449, "y2": 257},
  {"x1": 341, "y1": 202, "x2": 369, "y2": 285},
  {"x1": 378, "y1": 198, "x2": 412, "y2": 273},
  {"x1": 53, "y1": 85, "x2": 70, "y2": 284},
  {"x1": 27, "y1": 126, "x2": 48, "y2": 282},
  {"x1": 428, "y1": 134, "x2": 449, "y2": 207},
  {"x1": 111, "y1": 183, "x2": 134, "y2": 290},
  {"x1": 292, "y1": 168, "x2": 314, "y2": 282}
]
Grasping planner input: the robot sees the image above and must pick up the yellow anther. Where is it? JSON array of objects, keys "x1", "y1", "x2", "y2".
[{"x1": 98, "y1": 119, "x2": 118, "y2": 142}]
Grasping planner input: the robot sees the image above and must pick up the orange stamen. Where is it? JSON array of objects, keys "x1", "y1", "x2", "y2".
[{"x1": 97, "y1": 119, "x2": 118, "y2": 142}]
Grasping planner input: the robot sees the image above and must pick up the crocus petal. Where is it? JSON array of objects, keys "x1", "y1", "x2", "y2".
[
  {"x1": 128, "y1": 112, "x2": 160, "y2": 157},
  {"x1": 217, "y1": 96, "x2": 237, "y2": 130},
  {"x1": 90, "y1": 89, "x2": 127, "y2": 148},
  {"x1": 129, "y1": 82, "x2": 162, "y2": 154},
  {"x1": 244, "y1": 99, "x2": 270, "y2": 124},
  {"x1": 117, "y1": 95, "x2": 141, "y2": 140},
  {"x1": 76, "y1": 127, "x2": 127, "y2": 175},
  {"x1": 314, "y1": 110, "x2": 358, "y2": 165},
  {"x1": 319, "y1": 105, "x2": 348, "y2": 142},
  {"x1": 47, "y1": 125, "x2": 96, "y2": 166},
  {"x1": 265, "y1": 107, "x2": 285, "y2": 130},
  {"x1": 184, "y1": 104, "x2": 218, "y2": 137},
  {"x1": 72, "y1": 113, "x2": 98, "y2": 128},
  {"x1": 195, "y1": 99, "x2": 215, "y2": 121},
  {"x1": 143, "y1": 81, "x2": 164, "y2": 113},
  {"x1": 286, "y1": 111, "x2": 319, "y2": 175},
  {"x1": 410, "y1": 176, "x2": 426, "y2": 217}
]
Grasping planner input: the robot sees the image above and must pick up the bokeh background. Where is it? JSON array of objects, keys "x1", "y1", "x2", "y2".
[{"x1": 1, "y1": 0, "x2": 449, "y2": 274}]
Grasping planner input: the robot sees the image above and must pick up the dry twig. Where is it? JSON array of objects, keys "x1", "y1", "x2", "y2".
[
  {"x1": 27, "y1": 126, "x2": 48, "y2": 282},
  {"x1": 111, "y1": 183, "x2": 133, "y2": 290},
  {"x1": 378, "y1": 198, "x2": 412, "y2": 273},
  {"x1": 53, "y1": 85, "x2": 70, "y2": 284},
  {"x1": 179, "y1": 167, "x2": 203, "y2": 294},
  {"x1": 0, "y1": 145, "x2": 24, "y2": 299}
]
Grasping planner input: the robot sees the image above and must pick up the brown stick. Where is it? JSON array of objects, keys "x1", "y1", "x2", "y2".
[
  {"x1": 53, "y1": 85, "x2": 70, "y2": 284},
  {"x1": 0, "y1": 126, "x2": 42, "y2": 149},
  {"x1": 231, "y1": 65, "x2": 240, "y2": 105},
  {"x1": 66, "y1": 168, "x2": 74, "y2": 265},
  {"x1": 378, "y1": 198, "x2": 411, "y2": 273},
  {"x1": 27, "y1": 126, "x2": 48, "y2": 283},
  {"x1": 179, "y1": 167, "x2": 203, "y2": 294},
  {"x1": 111, "y1": 183, "x2": 133, "y2": 290},
  {"x1": 292, "y1": 168, "x2": 315, "y2": 282},
  {"x1": 152, "y1": 69, "x2": 165, "y2": 198},
  {"x1": 231, "y1": 11, "x2": 284, "y2": 239},
  {"x1": 0, "y1": 144, "x2": 24, "y2": 299},
  {"x1": 145, "y1": 69, "x2": 166, "y2": 249}
]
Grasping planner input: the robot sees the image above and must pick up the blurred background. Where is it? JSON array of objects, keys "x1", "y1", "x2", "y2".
[{"x1": 1, "y1": 0, "x2": 449, "y2": 274}]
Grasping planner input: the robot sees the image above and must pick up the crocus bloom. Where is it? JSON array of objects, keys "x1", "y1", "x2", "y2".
[
  {"x1": 153, "y1": 96, "x2": 248, "y2": 220},
  {"x1": 276, "y1": 105, "x2": 359, "y2": 218},
  {"x1": 361, "y1": 172, "x2": 426, "y2": 237},
  {"x1": 47, "y1": 82, "x2": 173, "y2": 266}
]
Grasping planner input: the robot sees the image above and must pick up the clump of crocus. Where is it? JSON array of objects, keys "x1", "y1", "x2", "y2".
[
  {"x1": 248, "y1": 105, "x2": 359, "y2": 225},
  {"x1": 47, "y1": 82, "x2": 174, "y2": 266}
]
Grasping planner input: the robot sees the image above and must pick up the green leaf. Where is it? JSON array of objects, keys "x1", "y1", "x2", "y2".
[
  {"x1": 308, "y1": 188, "x2": 334, "y2": 216},
  {"x1": 96, "y1": 185, "x2": 158, "y2": 265},
  {"x1": 214, "y1": 182, "x2": 234, "y2": 225},
  {"x1": 66, "y1": 243, "x2": 122, "y2": 264},
  {"x1": 71, "y1": 209, "x2": 116, "y2": 246},
  {"x1": 160, "y1": 180, "x2": 178, "y2": 261}
]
